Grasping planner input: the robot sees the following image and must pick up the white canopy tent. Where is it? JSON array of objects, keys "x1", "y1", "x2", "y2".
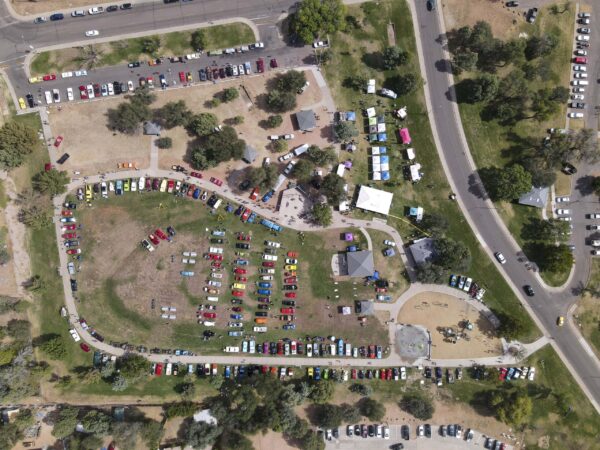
[
  {"x1": 409, "y1": 163, "x2": 422, "y2": 182},
  {"x1": 356, "y1": 185, "x2": 393, "y2": 215}
]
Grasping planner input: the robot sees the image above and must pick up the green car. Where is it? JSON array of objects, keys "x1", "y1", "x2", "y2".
[{"x1": 123, "y1": 178, "x2": 130, "y2": 191}]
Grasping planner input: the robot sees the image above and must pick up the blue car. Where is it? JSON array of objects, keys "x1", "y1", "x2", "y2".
[
  {"x1": 283, "y1": 323, "x2": 296, "y2": 330},
  {"x1": 228, "y1": 331, "x2": 243, "y2": 337},
  {"x1": 314, "y1": 367, "x2": 321, "y2": 381},
  {"x1": 224, "y1": 366, "x2": 231, "y2": 379},
  {"x1": 238, "y1": 366, "x2": 246, "y2": 378},
  {"x1": 247, "y1": 212, "x2": 257, "y2": 223},
  {"x1": 180, "y1": 271, "x2": 194, "y2": 277},
  {"x1": 230, "y1": 314, "x2": 243, "y2": 320},
  {"x1": 262, "y1": 190, "x2": 274, "y2": 202},
  {"x1": 258, "y1": 282, "x2": 272, "y2": 288},
  {"x1": 235, "y1": 205, "x2": 244, "y2": 216},
  {"x1": 234, "y1": 259, "x2": 248, "y2": 266},
  {"x1": 193, "y1": 188, "x2": 200, "y2": 199},
  {"x1": 338, "y1": 339, "x2": 344, "y2": 355},
  {"x1": 449, "y1": 274, "x2": 458, "y2": 287},
  {"x1": 115, "y1": 179, "x2": 123, "y2": 195},
  {"x1": 347, "y1": 245, "x2": 358, "y2": 252},
  {"x1": 50, "y1": 13, "x2": 64, "y2": 20},
  {"x1": 257, "y1": 289, "x2": 271, "y2": 296}
]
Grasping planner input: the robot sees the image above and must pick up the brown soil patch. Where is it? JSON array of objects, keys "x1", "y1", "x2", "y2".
[
  {"x1": 442, "y1": 0, "x2": 524, "y2": 39},
  {"x1": 10, "y1": 0, "x2": 102, "y2": 16},
  {"x1": 250, "y1": 430, "x2": 298, "y2": 450},
  {"x1": 398, "y1": 292, "x2": 502, "y2": 359}
]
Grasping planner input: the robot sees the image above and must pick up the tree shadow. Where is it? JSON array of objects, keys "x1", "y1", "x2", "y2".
[
  {"x1": 361, "y1": 52, "x2": 383, "y2": 70},
  {"x1": 574, "y1": 174, "x2": 595, "y2": 197},
  {"x1": 467, "y1": 172, "x2": 489, "y2": 200},
  {"x1": 469, "y1": 389, "x2": 496, "y2": 417},
  {"x1": 434, "y1": 58, "x2": 452, "y2": 74},
  {"x1": 444, "y1": 85, "x2": 457, "y2": 103},
  {"x1": 304, "y1": 403, "x2": 321, "y2": 426},
  {"x1": 31, "y1": 333, "x2": 60, "y2": 347},
  {"x1": 319, "y1": 124, "x2": 333, "y2": 141}
]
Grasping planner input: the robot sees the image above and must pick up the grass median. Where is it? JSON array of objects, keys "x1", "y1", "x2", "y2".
[{"x1": 30, "y1": 22, "x2": 256, "y2": 76}]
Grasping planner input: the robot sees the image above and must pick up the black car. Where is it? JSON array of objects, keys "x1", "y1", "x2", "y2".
[
  {"x1": 424, "y1": 424, "x2": 431, "y2": 438},
  {"x1": 199, "y1": 69, "x2": 207, "y2": 81},
  {"x1": 391, "y1": 445, "x2": 404, "y2": 450},
  {"x1": 120, "y1": 3, "x2": 132, "y2": 9},
  {"x1": 50, "y1": 13, "x2": 64, "y2": 20},
  {"x1": 283, "y1": 300, "x2": 296, "y2": 306},
  {"x1": 226, "y1": 65, "x2": 233, "y2": 77},
  {"x1": 570, "y1": 102, "x2": 585, "y2": 109},
  {"x1": 236, "y1": 243, "x2": 250, "y2": 249},
  {"x1": 219, "y1": 67, "x2": 226, "y2": 78},
  {"x1": 167, "y1": 226, "x2": 176, "y2": 236},
  {"x1": 447, "y1": 424, "x2": 456, "y2": 437},
  {"x1": 26, "y1": 94, "x2": 35, "y2": 108},
  {"x1": 70, "y1": 278, "x2": 78, "y2": 292},
  {"x1": 440, "y1": 425, "x2": 447, "y2": 437},
  {"x1": 426, "y1": 0, "x2": 436, "y2": 10},
  {"x1": 506, "y1": 0, "x2": 519, "y2": 6},
  {"x1": 113, "y1": 81, "x2": 121, "y2": 95},
  {"x1": 524, "y1": 285, "x2": 535, "y2": 296},
  {"x1": 258, "y1": 304, "x2": 270, "y2": 310},
  {"x1": 203, "y1": 330, "x2": 215, "y2": 338},
  {"x1": 255, "y1": 312, "x2": 267, "y2": 317},
  {"x1": 57, "y1": 153, "x2": 70, "y2": 164},
  {"x1": 230, "y1": 298, "x2": 242, "y2": 305},
  {"x1": 106, "y1": 5, "x2": 118, "y2": 11},
  {"x1": 401, "y1": 425, "x2": 410, "y2": 440},
  {"x1": 128, "y1": 61, "x2": 141, "y2": 68},
  {"x1": 368, "y1": 425, "x2": 375, "y2": 437},
  {"x1": 435, "y1": 367, "x2": 442, "y2": 379},
  {"x1": 332, "y1": 428, "x2": 339, "y2": 439},
  {"x1": 424, "y1": 367, "x2": 432, "y2": 378},
  {"x1": 283, "y1": 285, "x2": 298, "y2": 291}
]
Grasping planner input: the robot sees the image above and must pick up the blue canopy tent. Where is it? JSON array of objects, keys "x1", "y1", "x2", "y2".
[
  {"x1": 378, "y1": 133, "x2": 387, "y2": 142},
  {"x1": 380, "y1": 155, "x2": 389, "y2": 164},
  {"x1": 381, "y1": 171, "x2": 390, "y2": 180},
  {"x1": 368, "y1": 270, "x2": 380, "y2": 282}
]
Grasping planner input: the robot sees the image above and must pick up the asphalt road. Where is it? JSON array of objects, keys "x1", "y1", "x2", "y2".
[{"x1": 413, "y1": 2, "x2": 600, "y2": 410}]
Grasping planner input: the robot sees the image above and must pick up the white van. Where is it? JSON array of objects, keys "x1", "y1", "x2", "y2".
[
  {"x1": 265, "y1": 240, "x2": 281, "y2": 248},
  {"x1": 253, "y1": 326, "x2": 267, "y2": 333},
  {"x1": 206, "y1": 296, "x2": 219, "y2": 302},
  {"x1": 44, "y1": 91, "x2": 53, "y2": 104},
  {"x1": 572, "y1": 80, "x2": 589, "y2": 86},
  {"x1": 224, "y1": 346, "x2": 240, "y2": 353},
  {"x1": 213, "y1": 199, "x2": 222, "y2": 209}
]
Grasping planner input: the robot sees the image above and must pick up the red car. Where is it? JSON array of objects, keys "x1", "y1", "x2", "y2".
[
  {"x1": 54, "y1": 136, "x2": 63, "y2": 147},
  {"x1": 210, "y1": 176, "x2": 223, "y2": 186},
  {"x1": 262, "y1": 262, "x2": 275, "y2": 268},
  {"x1": 277, "y1": 342, "x2": 283, "y2": 355},
  {"x1": 351, "y1": 368, "x2": 357, "y2": 379},
  {"x1": 270, "y1": 58, "x2": 278, "y2": 68},
  {"x1": 155, "y1": 363, "x2": 163, "y2": 376},
  {"x1": 386, "y1": 368, "x2": 393, "y2": 380},
  {"x1": 80, "y1": 343, "x2": 90, "y2": 352},
  {"x1": 203, "y1": 312, "x2": 216, "y2": 319},
  {"x1": 190, "y1": 171, "x2": 202, "y2": 179},
  {"x1": 62, "y1": 233, "x2": 77, "y2": 239},
  {"x1": 237, "y1": 232, "x2": 251, "y2": 241},
  {"x1": 499, "y1": 367, "x2": 507, "y2": 381},
  {"x1": 235, "y1": 276, "x2": 247, "y2": 282},
  {"x1": 287, "y1": 251, "x2": 298, "y2": 258},
  {"x1": 155, "y1": 229, "x2": 167, "y2": 240},
  {"x1": 380, "y1": 369, "x2": 386, "y2": 380},
  {"x1": 256, "y1": 58, "x2": 264, "y2": 73},
  {"x1": 280, "y1": 308, "x2": 295, "y2": 314},
  {"x1": 285, "y1": 271, "x2": 297, "y2": 277},
  {"x1": 261, "y1": 365, "x2": 268, "y2": 374},
  {"x1": 241, "y1": 209, "x2": 251, "y2": 222},
  {"x1": 67, "y1": 248, "x2": 81, "y2": 255},
  {"x1": 250, "y1": 187, "x2": 259, "y2": 200},
  {"x1": 61, "y1": 210, "x2": 73, "y2": 216},
  {"x1": 148, "y1": 234, "x2": 160, "y2": 245},
  {"x1": 211, "y1": 262, "x2": 222, "y2": 268},
  {"x1": 79, "y1": 85, "x2": 88, "y2": 99},
  {"x1": 234, "y1": 268, "x2": 247, "y2": 274},
  {"x1": 232, "y1": 306, "x2": 243, "y2": 312},
  {"x1": 62, "y1": 224, "x2": 76, "y2": 231},
  {"x1": 179, "y1": 71, "x2": 186, "y2": 82},
  {"x1": 232, "y1": 290, "x2": 244, "y2": 297},
  {"x1": 376, "y1": 287, "x2": 387, "y2": 293},
  {"x1": 284, "y1": 292, "x2": 296, "y2": 298},
  {"x1": 43, "y1": 73, "x2": 56, "y2": 81},
  {"x1": 284, "y1": 277, "x2": 297, "y2": 284},
  {"x1": 187, "y1": 184, "x2": 196, "y2": 196},
  {"x1": 208, "y1": 253, "x2": 223, "y2": 261}
]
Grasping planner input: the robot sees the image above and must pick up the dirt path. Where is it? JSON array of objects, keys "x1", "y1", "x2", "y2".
[
  {"x1": 0, "y1": 172, "x2": 31, "y2": 299},
  {"x1": 387, "y1": 23, "x2": 396, "y2": 46}
]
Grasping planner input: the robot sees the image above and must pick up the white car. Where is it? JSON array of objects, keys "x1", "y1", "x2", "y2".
[
  {"x1": 494, "y1": 252, "x2": 506, "y2": 264},
  {"x1": 383, "y1": 239, "x2": 396, "y2": 247},
  {"x1": 69, "y1": 329, "x2": 81, "y2": 342},
  {"x1": 575, "y1": 49, "x2": 588, "y2": 56},
  {"x1": 588, "y1": 213, "x2": 600, "y2": 219},
  {"x1": 66, "y1": 87, "x2": 74, "y2": 101},
  {"x1": 417, "y1": 425, "x2": 424, "y2": 437},
  {"x1": 556, "y1": 196, "x2": 570, "y2": 202},
  {"x1": 85, "y1": 30, "x2": 99, "y2": 37},
  {"x1": 592, "y1": 250, "x2": 600, "y2": 255},
  {"x1": 576, "y1": 35, "x2": 590, "y2": 41},
  {"x1": 75, "y1": 69, "x2": 87, "y2": 77},
  {"x1": 283, "y1": 160, "x2": 297, "y2": 175},
  {"x1": 559, "y1": 216, "x2": 573, "y2": 221},
  {"x1": 88, "y1": 6, "x2": 103, "y2": 14},
  {"x1": 528, "y1": 367, "x2": 536, "y2": 380},
  {"x1": 571, "y1": 94, "x2": 584, "y2": 100},
  {"x1": 400, "y1": 366, "x2": 407, "y2": 380},
  {"x1": 127, "y1": 80, "x2": 134, "y2": 92},
  {"x1": 579, "y1": 18, "x2": 590, "y2": 24},
  {"x1": 556, "y1": 209, "x2": 571, "y2": 215},
  {"x1": 381, "y1": 88, "x2": 397, "y2": 99},
  {"x1": 281, "y1": 134, "x2": 295, "y2": 140},
  {"x1": 574, "y1": 72, "x2": 587, "y2": 79},
  {"x1": 238, "y1": 64, "x2": 244, "y2": 76},
  {"x1": 568, "y1": 112, "x2": 584, "y2": 118},
  {"x1": 574, "y1": 65, "x2": 587, "y2": 72},
  {"x1": 232, "y1": 65, "x2": 239, "y2": 76},
  {"x1": 573, "y1": 87, "x2": 585, "y2": 93},
  {"x1": 278, "y1": 153, "x2": 294, "y2": 162},
  {"x1": 61, "y1": 71, "x2": 73, "y2": 78},
  {"x1": 313, "y1": 40, "x2": 328, "y2": 48},
  {"x1": 107, "y1": 83, "x2": 114, "y2": 95},
  {"x1": 383, "y1": 426, "x2": 390, "y2": 439}
]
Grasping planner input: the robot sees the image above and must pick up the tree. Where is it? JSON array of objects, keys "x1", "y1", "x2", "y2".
[
  {"x1": 349, "y1": 383, "x2": 372, "y2": 396},
  {"x1": 311, "y1": 203, "x2": 332, "y2": 226},
  {"x1": 273, "y1": 139, "x2": 288, "y2": 153},
  {"x1": 0, "y1": 121, "x2": 38, "y2": 169},
  {"x1": 198, "y1": 126, "x2": 246, "y2": 165},
  {"x1": 232, "y1": 115, "x2": 244, "y2": 125},
  {"x1": 186, "y1": 112, "x2": 218, "y2": 137},
  {"x1": 38, "y1": 335, "x2": 66, "y2": 359},
  {"x1": 463, "y1": 74, "x2": 499, "y2": 103},
  {"x1": 291, "y1": 0, "x2": 346, "y2": 44},
  {"x1": 266, "y1": 115, "x2": 283, "y2": 128},
  {"x1": 433, "y1": 237, "x2": 471, "y2": 271},
  {"x1": 293, "y1": 159, "x2": 315, "y2": 182},
  {"x1": 0, "y1": 423, "x2": 22, "y2": 450},
  {"x1": 399, "y1": 392, "x2": 434, "y2": 420},
  {"x1": 178, "y1": 382, "x2": 196, "y2": 400},
  {"x1": 248, "y1": 165, "x2": 279, "y2": 190},
  {"x1": 321, "y1": 173, "x2": 346, "y2": 204},
  {"x1": 266, "y1": 89, "x2": 297, "y2": 112},
  {"x1": 277, "y1": 70, "x2": 307, "y2": 92},
  {"x1": 343, "y1": 75, "x2": 367, "y2": 91},
  {"x1": 300, "y1": 430, "x2": 325, "y2": 450},
  {"x1": 593, "y1": 177, "x2": 600, "y2": 197},
  {"x1": 382, "y1": 46, "x2": 408, "y2": 69},
  {"x1": 185, "y1": 421, "x2": 221, "y2": 449},
  {"x1": 535, "y1": 243, "x2": 573, "y2": 273},
  {"x1": 141, "y1": 36, "x2": 161, "y2": 55},
  {"x1": 191, "y1": 29, "x2": 207, "y2": 50},
  {"x1": 131, "y1": 87, "x2": 156, "y2": 106},
  {"x1": 333, "y1": 121, "x2": 358, "y2": 141},
  {"x1": 525, "y1": 34, "x2": 558, "y2": 60},
  {"x1": 214, "y1": 431, "x2": 253, "y2": 450},
  {"x1": 495, "y1": 309, "x2": 528, "y2": 340},
  {"x1": 419, "y1": 213, "x2": 449, "y2": 236},
  {"x1": 118, "y1": 354, "x2": 150, "y2": 381},
  {"x1": 156, "y1": 137, "x2": 172, "y2": 149},
  {"x1": 359, "y1": 397, "x2": 385, "y2": 421},
  {"x1": 0, "y1": 346, "x2": 16, "y2": 365},
  {"x1": 165, "y1": 401, "x2": 197, "y2": 418},
  {"x1": 32, "y1": 169, "x2": 69, "y2": 196},
  {"x1": 308, "y1": 146, "x2": 337, "y2": 166},
  {"x1": 71, "y1": 432, "x2": 103, "y2": 450},
  {"x1": 18, "y1": 201, "x2": 52, "y2": 229},
  {"x1": 6, "y1": 319, "x2": 30, "y2": 342},
  {"x1": 222, "y1": 87, "x2": 239, "y2": 102},
  {"x1": 340, "y1": 403, "x2": 361, "y2": 423},
  {"x1": 141, "y1": 420, "x2": 163, "y2": 449},
  {"x1": 52, "y1": 407, "x2": 79, "y2": 439},
  {"x1": 480, "y1": 165, "x2": 532, "y2": 201},
  {"x1": 385, "y1": 73, "x2": 420, "y2": 97},
  {"x1": 314, "y1": 404, "x2": 344, "y2": 428},
  {"x1": 157, "y1": 100, "x2": 190, "y2": 128},
  {"x1": 107, "y1": 100, "x2": 151, "y2": 134},
  {"x1": 111, "y1": 374, "x2": 128, "y2": 391},
  {"x1": 111, "y1": 422, "x2": 142, "y2": 450},
  {"x1": 489, "y1": 388, "x2": 532, "y2": 426},
  {"x1": 82, "y1": 410, "x2": 111, "y2": 436},
  {"x1": 530, "y1": 88, "x2": 560, "y2": 121},
  {"x1": 452, "y1": 50, "x2": 478, "y2": 74},
  {"x1": 308, "y1": 379, "x2": 334, "y2": 403},
  {"x1": 549, "y1": 86, "x2": 570, "y2": 103},
  {"x1": 521, "y1": 218, "x2": 571, "y2": 242}
]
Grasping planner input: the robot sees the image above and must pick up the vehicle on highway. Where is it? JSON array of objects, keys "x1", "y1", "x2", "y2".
[
  {"x1": 524, "y1": 285, "x2": 535, "y2": 296},
  {"x1": 34, "y1": 16, "x2": 48, "y2": 24},
  {"x1": 85, "y1": 30, "x2": 99, "y2": 37},
  {"x1": 557, "y1": 316, "x2": 564, "y2": 326},
  {"x1": 50, "y1": 13, "x2": 64, "y2": 21},
  {"x1": 494, "y1": 252, "x2": 506, "y2": 264},
  {"x1": 88, "y1": 6, "x2": 104, "y2": 14}
]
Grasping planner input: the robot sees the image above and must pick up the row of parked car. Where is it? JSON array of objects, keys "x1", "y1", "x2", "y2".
[
  {"x1": 568, "y1": 12, "x2": 593, "y2": 118},
  {"x1": 448, "y1": 274, "x2": 486, "y2": 300},
  {"x1": 33, "y1": 3, "x2": 133, "y2": 24}
]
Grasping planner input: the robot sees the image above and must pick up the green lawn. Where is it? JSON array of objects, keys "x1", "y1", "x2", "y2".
[
  {"x1": 575, "y1": 259, "x2": 600, "y2": 358},
  {"x1": 30, "y1": 23, "x2": 256, "y2": 75},
  {"x1": 454, "y1": 4, "x2": 575, "y2": 286},
  {"x1": 322, "y1": 1, "x2": 539, "y2": 341}
]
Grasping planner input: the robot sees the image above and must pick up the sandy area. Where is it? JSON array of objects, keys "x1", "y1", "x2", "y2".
[
  {"x1": 48, "y1": 100, "x2": 151, "y2": 176},
  {"x1": 10, "y1": 0, "x2": 104, "y2": 15},
  {"x1": 442, "y1": 0, "x2": 525, "y2": 39},
  {"x1": 398, "y1": 292, "x2": 502, "y2": 359}
]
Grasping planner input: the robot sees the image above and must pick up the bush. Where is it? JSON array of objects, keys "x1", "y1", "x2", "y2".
[
  {"x1": 266, "y1": 115, "x2": 283, "y2": 128},
  {"x1": 359, "y1": 397, "x2": 385, "y2": 421},
  {"x1": 221, "y1": 87, "x2": 239, "y2": 102},
  {"x1": 399, "y1": 392, "x2": 434, "y2": 420},
  {"x1": 0, "y1": 122, "x2": 38, "y2": 169},
  {"x1": 266, "y1": 90, "x2": 297, "y2": 112},
  {"x1": 156, "y1": 137, "x2": 172, "y2": 149},
  {"x1": 165, "y1": 401, "x2": 197, "y2": 418}
]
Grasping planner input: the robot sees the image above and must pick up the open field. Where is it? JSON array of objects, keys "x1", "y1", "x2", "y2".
[
  {"x1": 74, "y1": 191, "x2": 393, "y2": 353},
  {"x1": 574, "y1": 258, "x2": 600, "y2": 358},
  {"x1": 322, "y1": 1, "x2": 539, "y2": 341},
  {"x1": 398, "y1": 292, "x2": 502, "y2": 359},
  {"x1": 30, "y1": 23, "x2": 256, "y2": 75},
  {"x1": 447, "y1": 3, "x2": 575, "y2": 286}
]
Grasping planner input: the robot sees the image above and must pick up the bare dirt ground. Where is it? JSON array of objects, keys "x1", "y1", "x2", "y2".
[
  {"x1": 251, "y1": 430, "x2": 298, "y2": 450},
  {"x1": 442, "y1": 0, "x2": 525, "y2": 39},
  {"x1": 157, "y1": 69, "x2": 331, "y2": 179},
  {"x1": 49, "y1": 100, "x2": 151, "y2": 176},
  {"x1": 10, "y1": 0, "x2": 102, "y2": 16},
  {"x1": 398, "y1": 292, "x2": 502, "y2": 359}
]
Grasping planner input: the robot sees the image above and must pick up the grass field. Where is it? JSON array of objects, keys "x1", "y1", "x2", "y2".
[
  {"x1": 453, "y1": 4, "x2": 575, "y2": 286},
  {"x1": 575, "y1": 259, "x2": 600, "y2": 358},
  {"x1": 30, "y1": 23, "x2": 255, "y2": 75},
  {"x1": 322, "y1": 1, "x2": 538, "y2": 341}
]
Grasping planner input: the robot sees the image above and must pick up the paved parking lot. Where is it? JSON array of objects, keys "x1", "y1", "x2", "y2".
[{"x1": 324, "y1": 425, "x2": 512, "y2": 450}]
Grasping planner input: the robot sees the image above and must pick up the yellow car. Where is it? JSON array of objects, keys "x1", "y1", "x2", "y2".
[
  {"x1": 160, "y1": 179, "x2": 167, "y2": 192},
  {"x1": 85, "y1": 184, "x2": 93, "y2": 201},
  {"x1": 28, "y1": 76, "x2": 42, "y2": 84},
  {"x1": 557, "y1": 316, "x2": 564, "y2": 327},
  {"x1": 232, "y1": 283, "x2": 246, "y2": 290},
  {"x1": 307, "y1": 367, "x2": 314, "y2": 378},
  {"x1": 18, "y1": 97, "x2": 26, "y2": 110},
  {"x1": 284, "y1": 264, "x2": 297, "y2": 271}
]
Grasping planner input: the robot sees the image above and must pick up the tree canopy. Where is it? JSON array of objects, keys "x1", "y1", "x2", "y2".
[
  {"x1": 157, "y1": 100, "x2": 190, "y2": 128},
  {"x1": 0, "y1": 121, "x2": 38, "y2": 169},
  {"x1": 191, "y1": 29, "x2": 207, "y2": 50},
  {"x1": 277, "y1": 70, "x2": 307, "y2": 92},
  {"x1": 312, "y1": 203, "x2": 332, "y2": 226},
  {"x1": 186, "y1": 112, "x2": 218, "y2": 137},
  {"x1": 321, "y1": 173, "x2": 346, "y2": 204},
  {"x1": 32, "y1": 169, "x2": 69, "y2": 196},
  {"x1": 399, "y1": 392, "x2": 434, "y2": 420},
  {"x1": 382, "y1": 46, "x2": 409, "y2": 69},
  {"x1": 489, "y1": 387, "x2": 532, "y2": 426},
  {"x1": 308, "y1": 146, "x2": 337, "y2": 167},
  {"x1": 291, "y1": 0, "x2": 346, "y2": 44},
  {"x1": 480, "y1": 164, "x2": 532, "y2": 201},
  {"x1": 266, "y1": 90, "x2": 297, "y2": 112},
  {"x1": 333, "y1": 121, "x2": 358, "y2": 141},
  {"x1": 359, "y1": 397, "x2": 385, "y2": 421},
  {"x1": 248, "y1": 165, "x2": 279, "y2": 190}
]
